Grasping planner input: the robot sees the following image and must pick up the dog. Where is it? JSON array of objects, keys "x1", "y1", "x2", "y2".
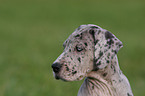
[{"x1": 52, "y1": 24, "x2": 133, "y2": 96}]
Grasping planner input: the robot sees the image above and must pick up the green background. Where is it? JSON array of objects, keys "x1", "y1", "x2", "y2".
[{"x1": 0, "y1": 0, "x2": 145, "y2": 96}]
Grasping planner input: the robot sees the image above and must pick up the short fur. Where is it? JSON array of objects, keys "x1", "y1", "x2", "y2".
[{"x1": 52, "y1": 24, "x2": 133, "y2": 96}]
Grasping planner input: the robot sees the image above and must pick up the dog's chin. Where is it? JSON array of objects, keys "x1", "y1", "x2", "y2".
[
  {"x1": 53, "y1": 73, "x2": 67, "y2": 81},
  {"x1": 53, "y1": 72, "x2": 85, "y2": 82},
  {"x1": 54, "y1": 75, "x2": 68, "y2": 81},
  {"x1": 54, "y1": 75, "x2": 77, "y2": 82},
  {"x1": 61, "y1": 75, "x2": 85, "y2": 82}
]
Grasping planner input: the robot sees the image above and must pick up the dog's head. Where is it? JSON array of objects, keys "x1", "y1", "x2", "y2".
[{"x1": 52, "y1": 24, "x2": 123, "y2": 81}]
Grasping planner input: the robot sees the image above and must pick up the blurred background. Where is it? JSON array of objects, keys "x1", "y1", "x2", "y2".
[{"x1": 0, "y1": 0, "x2": 145, "y2": 96}]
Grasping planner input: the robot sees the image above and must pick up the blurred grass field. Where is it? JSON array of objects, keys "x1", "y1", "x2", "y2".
[{"x1": 0, "y1": 0, "x2": 145, "y2": 96}]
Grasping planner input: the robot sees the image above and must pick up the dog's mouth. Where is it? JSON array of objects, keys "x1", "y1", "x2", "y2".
[
  {"x1": 53, "y1": 71, "x2": 60, "y2": 80},
  {"x1": 55, "y1": 74, "x2": 60, "y2": 80},
  {"x1": 54, "y1": 74, "x2": 68, "y2": 81}
]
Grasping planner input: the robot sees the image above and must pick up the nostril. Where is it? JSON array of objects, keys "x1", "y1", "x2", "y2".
[
  {"x1": 52, "y1": 66, "x2": 59, "y2": 73},
  {"x1": 51, "y1": 63, "x2": 62, "y2": 73}
]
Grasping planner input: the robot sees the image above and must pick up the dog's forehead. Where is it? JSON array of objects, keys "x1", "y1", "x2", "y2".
[
  {"x1": 76, "y1": 24, "x2": 100, "y2": 30},
  {"x1": 63, "y1": 34, "x2": 83, "y2": 46},
  {"x1": 63, "y1": 33, "x2": 86, "y2": 47},
  {"x1": 72, "y1": 24, "x2": 100, "y2": 37},
  {"x1": 63, "y1": 24, "x2": 102, "y2": 46}
]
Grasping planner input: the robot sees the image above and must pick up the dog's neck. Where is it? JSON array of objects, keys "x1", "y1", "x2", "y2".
[{"x1": 77, "y1": 55, "x2": 133, "y2": 96}]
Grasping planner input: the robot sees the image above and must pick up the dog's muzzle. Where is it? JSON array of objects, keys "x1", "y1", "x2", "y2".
[
  {"x1": 52, "y1": 63, "x2": 62, "y2": 79},
  {"x1": 52, "y1": 63, "x2": 62, "y2": 73}
]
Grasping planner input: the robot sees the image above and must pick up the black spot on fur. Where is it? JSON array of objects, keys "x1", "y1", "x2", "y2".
[
  {"x1": 94, "y1": 58, "x2": 98, "y2": 64},
  {"x1": 105, "y1": 31, "x2": 114, "y2": 40},
  {"x1": 112, "y1": 80, "x2": 117, "y2": 83},
  {"x1": 89, "y1": 29, "x2": 96, "y2": 45},
  {"x1": 99, "y1": 51, "x2": 103, "y2": 57},
  {"x1": 75, "y1": 34, "x2": 80, "y2": 37},
  {"x1": 72, "y1": 71, "x2": 77, "y2": 75},
  {"x1": 69, "y1": 49, "x2": 71, "y2": 52},
  {"x1": 107, "y1": 39, "x2": 114, "y2": 45},
  {"x1": 94, "y1": 39, "x2": 99, "y2": 45},
  {"x1": 65, "y1": 65, "x2": 69, "y2": 71},
  {"x1": 119, "y1": 44, "x2": 123, "y2": 48},
  {"x1": 96, "y1": 61, "x2": 101, "y2": 66},
  {"x1": 119, "y1": 79, "x2": 123, "y2": 82},
  {"x1": 104, "y1": 44, "x2": 108, "y2": 47},
  {"x1": 103, "y1": 73, "x2": 107, "y2": 77},
  {"x1": 90, "y1": 26, "x2": 98, "y2": 29},
  {"x1": 106, "y1": 60, "x2": 110, "y2": 63},
  {"x1": 108, "y1": 45, "x2": 111, "y2": 49},
  {"x1": 78, "y1": 57, "x2": 81, "y2": 63},
  {"x1": 93, "y1": 67, "x2": 99, "y2": 71},
  {"x1": 72, "y1": 66, "x2": 75, "y2": 69},
  {"x1": 70, "y1": 57, "x2": 73, "y2": 60},
  {"x1": 111, "y1": 55, "x2": 114, "y2": 59},
  {"x1": 80, "y1": 33, "x2": 83, "y2": 39},
  {"x1": 112, "y1": 49, "x2": 117, "y2": 54},
  {"x1": 98, "y1": 30, "x2": 101, "y2": 34},
  {"x1": 114, "y1": 50, "x2": 117, "y2": 54},
  {"x1": 74, "y1": 33, "x2": 83, "y2": 39},
  {"x1": 116, "y1": 42, "x2": 123, "y2": 48},
  {"x1": 84, "y1": 42, "x2": 88, "y2": 46},
  {"x1": 89, "y1": 29, "x2": 95, "y2": 35}
]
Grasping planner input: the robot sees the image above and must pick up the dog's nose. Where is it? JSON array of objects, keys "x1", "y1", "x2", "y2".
[{"x1": 52, "y1": 63, "x2": 62, "y2": 73}]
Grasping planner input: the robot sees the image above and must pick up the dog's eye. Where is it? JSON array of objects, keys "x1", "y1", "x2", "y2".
[{"x1": 76, "y1": 45, "x2": 83, "y2": 52}]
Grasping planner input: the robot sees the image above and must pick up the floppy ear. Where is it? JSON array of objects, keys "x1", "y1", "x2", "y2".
[{"x1": 89, "y1": 25, "x2": 123, "y2": 70}]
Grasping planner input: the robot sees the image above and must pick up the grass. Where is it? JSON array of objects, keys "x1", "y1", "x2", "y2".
[{"x1": 0, "y1": 0, "x2": 145, "y2": 96}]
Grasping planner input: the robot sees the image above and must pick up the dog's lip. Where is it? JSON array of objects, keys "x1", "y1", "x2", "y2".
[
  {"x1": 54, "y1": 74, "x2": 68, "y2": 81},
  {"x1": 55, "y1": 75, "x2": 60, "y2": 80},
  {"x1": 53, "y1": 71, "x2": 60, "y2": 80}
]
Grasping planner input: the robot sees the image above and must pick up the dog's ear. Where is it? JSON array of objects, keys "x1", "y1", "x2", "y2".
[{"x1": 89, "y1": 25, "x2": 123, "y2": 70}]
